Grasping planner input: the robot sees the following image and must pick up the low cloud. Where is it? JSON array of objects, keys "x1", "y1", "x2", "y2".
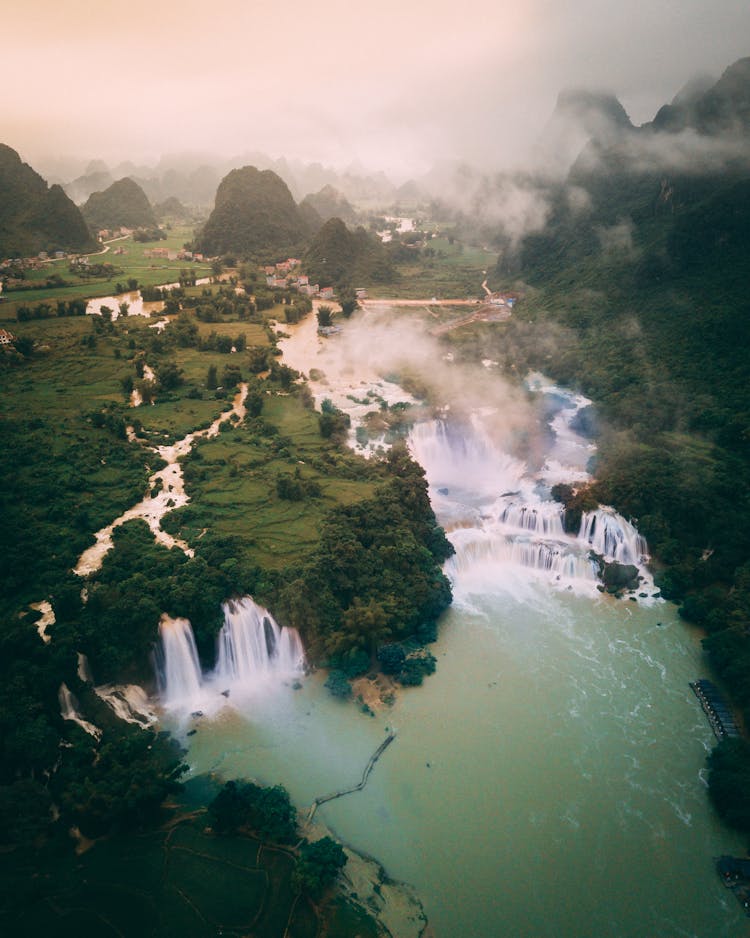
[{"x1": 596, "y1": 218, "x2": 637, "y2": 258}]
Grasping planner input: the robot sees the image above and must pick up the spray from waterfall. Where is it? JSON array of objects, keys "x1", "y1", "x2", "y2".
[
  {"x1": 408, "y1": 386, "x2": 659, "y2": 603},
  {"x1": 154, "y1": 598, "x2": 305, "y2": 716}
]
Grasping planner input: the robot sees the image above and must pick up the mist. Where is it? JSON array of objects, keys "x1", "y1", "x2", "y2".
[{"x1": 5, "y1": 1, "x2": 750, "y2": 184}]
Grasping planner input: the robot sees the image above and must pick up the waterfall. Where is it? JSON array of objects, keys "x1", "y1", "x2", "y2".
[
  {"x1": 408, "y1": 396, "x2": 659, "y2": 602},
  {"x1": 447, "y1": 527, "x2": 599, "y2": 589},
  {"x1": 495, "y1": 501, "x2": 565, "y2": 537},
  {"x1": 58, "y1": 683, "x2": 101, "y2": 739},
  {"x1": 155, "y1": 614, "x2": 203, "y2": 709},
  {"x1": 215, "y1": 597, "x2": 305, "y2": 688},
  {"x1": 95, "y1": 684, "x2": 157, "y2": 728},
  {"x1": 77, "y1": 651, "x2": 94, "y2": 683},
  {"x1": 409, "y1": 418, "x2": 525, "y2": 498},
  {"x1": 579, "y1": 509, "x2": 649, "y2": 566},
  {"x1": 154, "y1": 599, "x2": 305, "y2": 715}
]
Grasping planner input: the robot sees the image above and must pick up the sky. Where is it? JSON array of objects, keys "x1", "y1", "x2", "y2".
[{"x1": 4, "y1": 0, "x2": 750, "y2": 180}]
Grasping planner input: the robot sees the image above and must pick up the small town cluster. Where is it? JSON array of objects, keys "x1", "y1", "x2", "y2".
[{"x1": 262, "y1": 257, "x2": 367, "y2": 301}]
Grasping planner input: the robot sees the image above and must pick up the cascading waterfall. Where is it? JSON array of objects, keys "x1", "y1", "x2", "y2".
[
  {"x1": 495, "y1": 501, "x2": 565, "y2": 537},
  {"x1": 408, "y1": 386, "x2": 659, "y2": 602},
  {"x1": 154, "y1": 598, "x2": 305, "y2": 715},
  {"x1": 579, "y1": 509, "x2": 648, "y2": 566},
  {"x1": 215, "y1": 597, "x2": 305, "y2": 688},
  {"x1": 58, "y1": 682, "x2": 102, "y2": 739},
  {"x1": 447, "y1": 528, "x2": 598, "y2": 584},
  {"x1": 409, "y1": 417, "x2": 525, "y2": 499}
]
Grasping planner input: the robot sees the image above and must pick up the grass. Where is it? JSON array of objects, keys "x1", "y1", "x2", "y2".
[
  {"x1": 0, "y1": 316, "x2": 132, "y2": 419},
  {"x1": 369, "y1": 238, "x2": 495, "y2": 299},
  {"x1": 0, "y1": 819, "x2": 321, "y2": 938},
  {"x1": 167, "y1": 391, "x2": 376, "y2": 570},
  {"x1": 1, "y1": 226, "x2": 211, "y2": 309}
]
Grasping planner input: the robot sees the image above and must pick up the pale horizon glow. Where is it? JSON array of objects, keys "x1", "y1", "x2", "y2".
[{"x1": 3, "y1": 0, "x2": 750, "y2": 183}]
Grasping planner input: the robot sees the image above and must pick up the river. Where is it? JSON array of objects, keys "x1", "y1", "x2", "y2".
[{"x1": 171, "y1": 306, "x2": 748, "y2": 937}]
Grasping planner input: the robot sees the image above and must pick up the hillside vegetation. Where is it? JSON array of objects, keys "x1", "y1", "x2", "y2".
[
  {"x1": 0, "y1": 144, "x2": 95, "y2": 257},
  {"x1": 196, "y1": 166, "x2": 318, "y2": 259},
  {"x1": 82, "y1": 177, "x2": 157, "y2": 230},
  {"x1": 304, "y1": 217, "x2": 393, "y2": 287}
]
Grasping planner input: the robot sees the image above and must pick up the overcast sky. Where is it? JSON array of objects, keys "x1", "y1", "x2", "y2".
[{"x1": 4, "y1": 0, "x2": 749, "y2": 179}]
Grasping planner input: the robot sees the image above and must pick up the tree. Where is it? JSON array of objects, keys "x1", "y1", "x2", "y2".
[
  {"x1": 316, "y1": 305, "x2": 333, "y2": 328},
  {"x1": 208, "y1": 780, "x2": 297, "y2": 842},
  {"x1": 206, "y1": 364, "x2": 218, "y2": 390},
  {"x1": 342, "y1": 598, "x2": 391, "y2": 658},
  {"x1": 156, "y1": 361, "x2": 184, "y2": 391},
  {"x1": 221, "y1": 364, "x2": 242, "y2": 389},
  {"x1": 338, "y1": 288, "x2": 358, "y2": 318},
  {"x1": 247, "y1": 347, "x2": 269, "y2": 373},
  {"x1": 377, "y1": 643, "x2": 406, "y2": 675},
  {"x1": 292, "y1": 837, "x2": 347, "y2": 897}
]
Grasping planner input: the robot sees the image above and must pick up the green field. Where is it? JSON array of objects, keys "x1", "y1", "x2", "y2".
[
  {"x1": 371, "y1": 236, "x2": 495, "y2": 299},
  {"x1": 0, "y1": 818, "x2": 313, "y2": 938},
  {"x1": 164, "y1": 391, "x2": 376, "y2": 571},
  {"x1": 1, "y1": 294, "x2": 378, "y2": 591},
  {"x1": 1, "y1": 226, "x2": 212, "y2": 308}
]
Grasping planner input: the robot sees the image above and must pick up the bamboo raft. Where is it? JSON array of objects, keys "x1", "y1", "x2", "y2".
[{"x1": 690, "y1": 679, "x2": 740, "y2": 741}]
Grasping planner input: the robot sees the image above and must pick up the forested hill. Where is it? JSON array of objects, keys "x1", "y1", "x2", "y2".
[
  {"x1": 196, "y1": 166, "x2": 318, "y2": 259},
  {"x1": 480, "y1": 56, "x2": 750, "y2": 825},
  {"x1": 304, "y1": 217, "x2": 393, "y2": 287},
  {"x1": 0, "y1": 144, "x2": 95, "y2": 257},
  {"x1": 300, "y1": 184, "x2": 357, "y2": 226},
  {"x1": 81, "y1": 177, "x2": 157, "y2": 231}
]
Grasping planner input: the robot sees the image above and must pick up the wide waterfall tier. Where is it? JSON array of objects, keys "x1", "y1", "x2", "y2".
[
  {"x1": 215, "y1": 597, "x2": 305, "y2": 687},
  {"x1": 155, "y1": 614, "x2": 203, "y2": 709},
  {"x1": 447, "y1": 524, "x2": 599, "y2": 596},
  {"x1": 493, "y1": 500, "x2": 565, "y2": 537},
  {"x1": 409, "y1": 419, "x2": 526, "y2": 499}
]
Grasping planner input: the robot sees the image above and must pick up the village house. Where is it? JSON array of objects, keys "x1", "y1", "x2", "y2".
[
  {"x1": 0, "y1": 328, "x2": 16, "y2": 346},
  {"x1": 319, "y1": 286, "x2": 335, "y2": 300},
  {"x1": 489, "y1": 293, "x2": 517, "y2": 308}
]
